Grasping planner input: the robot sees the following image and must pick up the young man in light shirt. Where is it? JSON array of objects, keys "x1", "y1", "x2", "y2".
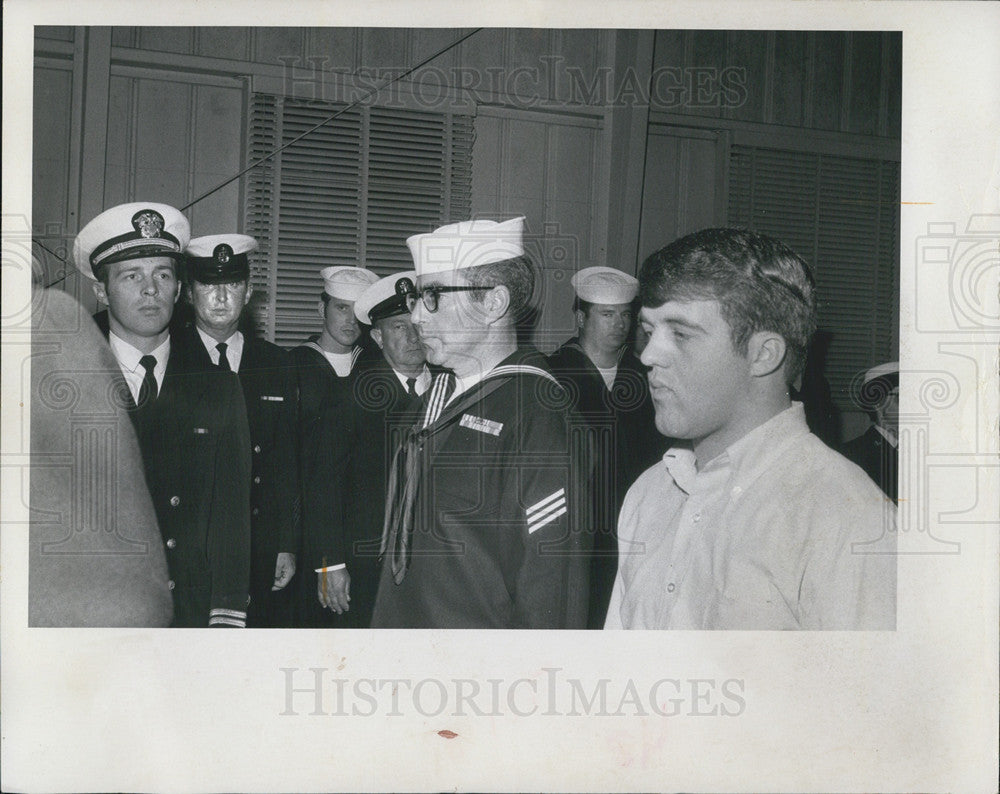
[{"x1": 605, "y1": 227, "x2": 896, "y2": 630}]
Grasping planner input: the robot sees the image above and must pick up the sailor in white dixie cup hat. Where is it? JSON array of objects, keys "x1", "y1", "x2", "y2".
[
  {"x1": 73, "y1": 203, "x2": 252, "y2": 628},
  {"x1": 290, "y1": 264, "x2": 378, "y2": 627},
  {"x1": 179, "y1": 233, "x2": 301, "y2": 627},
  {"x1": 547, "y1": 264, "x2": 662, "y2": 629},
  {"x1": 305, "y1": 271, "x2": 431, "y2": 628},
  {"x1": 370, "y1": 216, "x2": 594, "y2": 630}
]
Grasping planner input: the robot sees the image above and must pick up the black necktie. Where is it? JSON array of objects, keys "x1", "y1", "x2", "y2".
[
  {"x1": 137, "y1": 355, "x2": 158, "y2": 408},
  {"x1": 405, "y1": 377, "x2": 417, "y2": 397},
  {"x1": 216, "y1": 342, "x2": 231, "y2": 371}
]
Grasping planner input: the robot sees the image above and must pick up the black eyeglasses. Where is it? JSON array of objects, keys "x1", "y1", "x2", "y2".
[{"x1": 405, "y1": 285, "x2": 491, "y2": 313}]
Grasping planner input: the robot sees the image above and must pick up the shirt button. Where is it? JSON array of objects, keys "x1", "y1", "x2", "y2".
[
  {"x1": 167, "y1": 580, "x2": 175, "y2": 591},
  {"x1": 692, "y1": 512, "x2": 701, "y2": 523},
  {"x1": 667, "y1": 583, "x2": 676, "y2": 593},
  {"x1": 165, "y1": 538, "x2": 176, "y2": 549},
  {"x1": 169, "y1": 496, "x2": 180, "y2": 507},
  {"x1": 253, "y1": 445, "x2": 261, "y2": 454},
  {"x1": 253, "y1": 476, "x2": 261, "y2": 484}
]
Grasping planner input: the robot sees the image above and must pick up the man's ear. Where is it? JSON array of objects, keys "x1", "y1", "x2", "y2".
[
  {"x1": 575, "y1": 309, "x2": 585, "y2": 330},
  {"x1": 92, "y1": 280, "x2": 108, "y2": 305},
  {"x1": 483, "y1": 284, "x2": 512, "y2": 324},
  {"x1": 243, "y1": 284, "x2": 253, "y2": 307},
  {"x1": 370, "y1": 327, "x2": 385, "y2": 350},
  {"x1": 747, "y1": 330, "x2": 787, "y2": 377},
  {"x1": 317, "y1": 300, "x2": 326, "y2": 319}
]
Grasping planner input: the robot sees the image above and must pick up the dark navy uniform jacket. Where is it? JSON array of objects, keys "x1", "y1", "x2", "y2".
[
  {"x1": 547, "y1": 339, "x2": 664, "y2": 628},
  {"x1": 177, "y1": 322, "x2": 300, "y2": 627},
  {"x1": 839, "y1": 425, "x2": 898, "y2": 503},
  {"x1": 95, "y1": 311, "x2": 252, "y2": 627},
  {"x1": 371, "y1": 348, "x2": 594, "y2": 629}
]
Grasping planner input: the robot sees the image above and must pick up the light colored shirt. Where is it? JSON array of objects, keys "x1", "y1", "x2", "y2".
[
  {"x1": 108, "y1": 332, "x2": 170, "y2": 403},
  {"x1": 393, "y1": 364, "x2": 432, "y2": 396},
  {"x1": 320, "y1": 349, "x2": 354, "y2": 377},
  {"x1": 605, "y1": 403, "x2": 896, "y2": 630},
  {"x1": 197, "y1": 327, "x2": 244, "y2": 371}
]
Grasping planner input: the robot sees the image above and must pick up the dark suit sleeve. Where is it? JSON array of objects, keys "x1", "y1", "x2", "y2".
[
  {"x1": 207, "y1": 373, "x2": 253, "y2": 626},
  {"x1": 300, "y1": 392, "x2": 352, "y2": 571},
  {"x1": 509, "y1": 395, "x2": 593, "y2": 629},
  {"x1": 275, "y1": 352, "x2": 301, "y2": 555}
]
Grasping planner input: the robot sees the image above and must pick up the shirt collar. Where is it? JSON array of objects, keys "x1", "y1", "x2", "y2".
[
  {"x1": 872, "y1": 423, "x2": 898, "y2": 448},
  {"x1": 662, "y1": 403, "x2": 811, "y2": 495},
  {"x1": 196, "y1": 326, "x2": 243, "y2": 368},
  {"x1": 108, "y1": 332, "x2": 170, "y2": 374},
  {"x1": 393, "y1": 364, "x2": 431, "y2": 395}
]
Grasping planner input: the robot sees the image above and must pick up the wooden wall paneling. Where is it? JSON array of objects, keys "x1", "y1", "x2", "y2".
[
  {"x1": 103, "y1": 75, "x2": 135, "y2": 209},
  {"x1": 471, "y1": 111, "x2": 503, "y2": 213},
  {"x1": 502, "y1": 117, "x2": 547, "y2": 224},
  {"x1": 254, "y1": 28, "x2": 305, "y2": 67},
  {"x1": 196, "y1": 27, "x2": 251, "y2": 63},
  {"x1": 32, "y1": 66, "x2": 74, "y2": 289},
  {"x1": 457, "y1": 28, "x2": 505, "y2": 97},
  {"x1": 132, "y1": 78, "x2": 193, "y2": 207},
  {"x1": 138, "y1": 27, "x2": 194, "y2": 56},
  {"x1": 812, "y1": 31, "x2": 846, "y2": 132},
  {"x1": 360, "y1": 28, "x2": 409, "y2": 72},
  {"x1": 684, "y1": 30, "x2": 726, "y2": 119},
  {"x1": 638, "y1": 125, "x2": 723, "y2": 261},
  {"x1": 410, "y1": 28, "x2": 463, "y2": 81},
  {"x1": 773, "y1": 31, "x2": 807, "y2": 128},
  {"x1": 36, "y1": 26, "x2": 75, "y2": 42},
  {"x1": 604, "y1": 31, "x2": 654, "y2": 275},
  {"x1": 111, "y1": 28, "x2": 136, "y2": 48},
  {"x1": 556, "y1": 29, "x2": 600, "y2": 106},
  {"x1": 506, "y1": 29, "x2": 556, "y2": 102},
  {"x1": 848, "y1": 31, "x2": 882, "y2": 137},
  {"x1": 310, "y1": 28, "x2": 360, "y2": 74},
  {"x1": 190, "y1": 83, "x2": 245, "y2": 236},
  {"x1": 725, "y1": 30, "x2": 768, "y2": 124}
]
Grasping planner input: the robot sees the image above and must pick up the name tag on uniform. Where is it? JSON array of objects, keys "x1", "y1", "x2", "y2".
[
  {"x1": 260, "y1": 395, "x2": 284, "y2": 402},
  {"x1": 193, "y1": 427, "x2": 210, "y2": 435},
  {"x1": 460, "y1": 413, "x2": 503, "y2": 436}
]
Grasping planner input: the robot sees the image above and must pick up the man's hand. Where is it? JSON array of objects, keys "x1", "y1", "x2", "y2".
[
  {"x1": 317, "y1": 568, "x2": 350, "y2": 614},
  {"x1": 271, "y1": 552, "x2": 296, "y2": 591}
]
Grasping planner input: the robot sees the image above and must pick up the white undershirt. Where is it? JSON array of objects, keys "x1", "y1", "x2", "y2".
[
  {"x1": 595, "y1": 363, "x2": 618, "y2": 391},
  {"x1": 320, "y1": 349, "x2": 354, "y2": 377}
]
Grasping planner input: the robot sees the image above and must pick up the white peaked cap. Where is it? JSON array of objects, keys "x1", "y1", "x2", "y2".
[
  {"x1": 863, "y1": 361, "x2": 899, "y2": 384},
  {"x1": 320, "y1": 266, "x2": 379, "y2": 301},
  {"x1": 354, "y1": 271, "x2": 417, "y2": 325},
  {"x1": 73, "y1": 202, "x2": 190, "y2": 280},
  {"x1": 406, "y1": 216, "x2": 525, "y2": 277},
  {"x1": 571, "y1": 266, "x2": 639, "y2": 304}
]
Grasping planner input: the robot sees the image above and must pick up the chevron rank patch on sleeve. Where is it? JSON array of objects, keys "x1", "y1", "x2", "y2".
[{"x1": 525, "y1": 488, "x2": 567, "y2": 534}]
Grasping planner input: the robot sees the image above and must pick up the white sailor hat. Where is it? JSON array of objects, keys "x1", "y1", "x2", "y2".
[
  {"x1": 186, "y1": 234, "x2": 257, "y2": 284},
  {"x1": 321, "y1": 266, "x2": 379, "y2": 301},
  {"x1": 354, "y1": 271, "x2": 417, "y2": 325},
  {"x1": 73, "y1": 202, "x2": 190, "y2": 280},
  {"x1": 863, "y1": 361, "x2": 899, "y2": 385},
  {"x1": 406, "y1": 216, "x2": 525, "y2": 278},
  {"x1": 571, "y1": 266, "x2": 639, "y2": 305}
]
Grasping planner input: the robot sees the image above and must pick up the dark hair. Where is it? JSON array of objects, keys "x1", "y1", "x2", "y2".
[
  {"x1": 320, "y1": 290, "x2": 331, "y2": 308},
  {"x1": 639, "y1": 227, "x2": 817, "y2": 384},
  {"x1": 93, "y1": 255, "x2": 181, "y2": 288},
  {"x1": 572, "y1": 297, "x2": 593, "y2": 315},
  {"x1": 461, "y1": 254, "x2": 535, "y2": 320}
]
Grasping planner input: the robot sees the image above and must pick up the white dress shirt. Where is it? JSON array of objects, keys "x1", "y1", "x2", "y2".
[
  {"x1": 393, "y1": 364, "x2": 432, "y2": 396},
  {"x1": 197, "y1": 327, "x2": 244, "y2": 372},
  {"x1": 108, "y1": 332, "x2": 170, "y2": 403},
  {"x1": 605, "y1": 403, "x2": 897, "y2": 630}
]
